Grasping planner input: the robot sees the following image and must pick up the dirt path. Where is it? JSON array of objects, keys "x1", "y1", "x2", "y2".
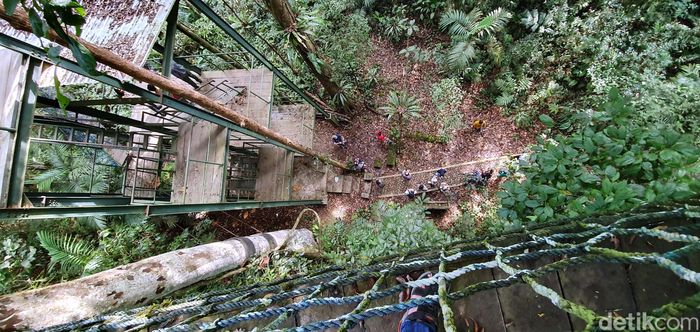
[{"x1": 216, "y1": 33, "x2": 540, "y2": 235}]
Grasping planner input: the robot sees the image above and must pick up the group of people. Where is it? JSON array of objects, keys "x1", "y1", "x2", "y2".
[
  {"x1": 332, "y1": 131, "x2": 388, "y2": 173},
  {"x1": 464, "y1": 169, "x2": 494, "y2": 188},
  {"x1": 402, "y1": 168, "x2": 449, "y2": 199}
]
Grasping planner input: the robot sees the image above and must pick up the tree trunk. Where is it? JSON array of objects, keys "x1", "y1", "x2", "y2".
[
  {"x1": 0, "y1": 229, "x2": 318, "y2": 331},
  {"x1": 262, "y1": 0, "x2": 357, "y2": 111},
  {"x1": 176, "y1": 22, "x2": 245, "y2": 69},
  {"x1": 0, "y1": 5, "x2": 347, "y2": 169}
]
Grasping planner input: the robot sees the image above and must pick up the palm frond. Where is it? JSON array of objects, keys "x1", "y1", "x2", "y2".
[
  {"x1": 380, "y1": 91, "x2": 421, "y2": 120},
  {"x1": 486, "y1": 36, "x2": 504, "y2": 65},
  {"x1": 439, "y1": 8, "x2": 482, "y2": 37},
  {"x1": 475, "y1": 8, "x2": 512, "y2": 37},
  {"x1": 446, "y1": 41, "x2": 477, "y2": 72},
  {"x1": 36, "y1": 231, "x2": 96, "y2": 276}
]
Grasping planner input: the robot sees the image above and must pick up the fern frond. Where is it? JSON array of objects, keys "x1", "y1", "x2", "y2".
[
  {"x1": 496, "y1": 94, "x2": 515, "y2": 106},
  {"x1": 516, "y1": 77, "x2": 533, "y2": 92},
  {"x1": 445, "y1": 41, "x2": 476, "y2": 73},
  {"x1": 486, "y1": 36, "x2": 504, "y2": 65},
  {"x1": 439, "y1": 8, "x2": 482, "y2": 37},
  {"x1": 476, "y1": 8, "x2": 512, "y2": 37},
  {"x1": 36, "y1": 231, "x2": 96, "y2": 275},
  {"x1": 124, "y1": 214, "x2": 149, "y2": 226}
]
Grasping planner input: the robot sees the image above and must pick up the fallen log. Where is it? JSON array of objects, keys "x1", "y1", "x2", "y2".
[{"x1": 0, "y1": 229, "x2": 318, "y2": 330}]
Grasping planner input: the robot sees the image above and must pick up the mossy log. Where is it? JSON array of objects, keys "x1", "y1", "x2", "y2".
[{"x1": 0, "y1": 229, "x2": 317, "y2": 331}]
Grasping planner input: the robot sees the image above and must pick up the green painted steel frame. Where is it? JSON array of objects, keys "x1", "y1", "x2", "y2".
[
  {"x1": 37, "y1": 96, "x2": 178, "y2": 136},
  {"x1": 161, "y1": 0, "x2": 179, "y2": 78},
  {"x1": 0, "y1": 33, "x2": 303, "y2": 154},
  {"x1": 6, "y1": 57, "x2": 40, "y2": 208},
  {"x1": 0, "y1": 200, "x2": 324, "y2": 220},
  {"x1": 185, "y1": 0, "x2": 330, "y2": 119}
]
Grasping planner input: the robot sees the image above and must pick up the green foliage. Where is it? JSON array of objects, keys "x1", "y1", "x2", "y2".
[
  {"x1": 498, "y1": 90, "x2": 700, "y2": 223},
  {"x1": 409, "y1": 0, "x2": 447, "y2": 22},
  {"x1": 381, "y1": 91, "x2": 422, "y2": 121},
  {"x1": 430, "y1": 78, "x2": 465, "y2": 139},
  {"x1": 228, "y1": 251, "x2": 315, "y2": 287},
  {"x1": 375, "y1": 5, "x2": 419, "y2": 43},
  {"x1": 22, "y1": 0, "x2": 97, "y2": 75},
  {"x1": 0, "y1": 215, "x2": 217, "y2": 294},
  {"x1": 488, "y1": 0, "x2": 699, "y2": 130},
  {"x1": 437, "y1": 7, "x2": 511, "y2": 78},
  {"x1": 399, "y1": 45, "x2": 433, "y2": 64},
  {"x1": 381, "y1": 91, "x2": 421, "y2": 151},
  {"x1": 316, "y1": 201, "x2": 452, "y2": 265},
  {"x1": 36, "y1": 231, "x2": 99, "y2": 276},
  {"x1": 0, "y1": 237, "x2": 37, "y2": 293}
]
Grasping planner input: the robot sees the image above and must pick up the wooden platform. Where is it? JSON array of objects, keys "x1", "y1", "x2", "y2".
[
  {"x1": 270, "y1": 104, "x2": 315, "y2": 148},
  {"x1": 254, "y1": 147, "x2": 293, "y2": 201},
  {"x1": 290, "y1": 156, "x2": 328, "y2": 202},
  {"x1": 171, "y1": 121, "x2": 227, "y2": 204},
  {"x1": 201, "y1": 69, "x2": 273, "y2": 127},
  {"x1": 326, "y1": 172, "x2": 361, "y2": 194}
]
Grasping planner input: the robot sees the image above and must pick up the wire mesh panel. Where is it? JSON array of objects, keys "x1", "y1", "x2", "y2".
[{"x1": 226, "y1": 149, "x2": 259, "y2": 201}]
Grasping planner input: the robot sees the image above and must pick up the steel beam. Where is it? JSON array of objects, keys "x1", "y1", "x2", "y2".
[
  {"x1": 0, "y1": 200, "x2": 324, "y2": 220},
  {"x1": 0, "y1": 34, "x2": 302, "y2": 154},
  {"x1": 152, "y1": 42, "x2": 201, "y2": 74},
  {"x1": 185, "y1": 0, "x2": 330, "y2": 119},
  {"x1": 7, "y1": 57, "x2": 40, "y2": 208},
  {"x1": 162, "y1": 0, "x2": 178, "y2": 78},
  {"x1": 24, "y1": 194, "x2": 131, "y2": 207},
  {"x1": 37, "y1": 96, "x2": 177, "y2": 136},
  {"x1": 68, "y1": 97, "x2": 150, "y2": 107}
]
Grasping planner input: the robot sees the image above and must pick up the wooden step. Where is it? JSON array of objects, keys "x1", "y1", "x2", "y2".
[
  {"x1": 342, "y1": 176, "x2": 353, "y2": 194},
  {"x1": 327, "y1": 175, "x2": 344, "y2": 193},
  {"x1": 352, "y1": 178, "x2": 361, "y2": 193},
  {"x1": 425, "y1": 200, "x2": 450, "y2": 210}
]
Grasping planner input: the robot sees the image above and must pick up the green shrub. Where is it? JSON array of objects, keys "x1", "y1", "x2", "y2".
[
  {"x1": 498, "y1": 89, "x2": 700, "y2": 223},
  {"x1": 316, "y1": 201, "x2": 452, "y2": 265},
  {"x1": 374, "y1": 5, "x2": 419, "y2": 43},
  {"x1": 430, "y1": 78, "x2": 465, "y2": 139},
  {"x1": 0, "y1": 237, "x2": 37, "y2": 294}
]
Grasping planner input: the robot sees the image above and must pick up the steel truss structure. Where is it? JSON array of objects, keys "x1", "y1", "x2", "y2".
[{"x1": 0, "y1": 0, "x2": 327, "y2": 220}]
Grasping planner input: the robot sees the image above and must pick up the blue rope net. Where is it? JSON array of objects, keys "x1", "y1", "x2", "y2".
[{"x1": 42, "y1": 206, "x2": 700, "y2": 332}]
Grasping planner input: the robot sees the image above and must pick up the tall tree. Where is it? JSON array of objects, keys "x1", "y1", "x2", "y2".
[{"x1": 262, "y1": 0, "x2": 356, "y2": 111}]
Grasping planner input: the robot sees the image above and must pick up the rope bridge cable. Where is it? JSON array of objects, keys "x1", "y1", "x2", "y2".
[{"x1": 40, "y1": 206, "x2": 700, "y2": 332}]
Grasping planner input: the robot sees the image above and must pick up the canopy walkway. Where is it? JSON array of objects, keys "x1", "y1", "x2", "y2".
[{"x1": 36, "y1": 206, "x2": 700, "y2": 331}]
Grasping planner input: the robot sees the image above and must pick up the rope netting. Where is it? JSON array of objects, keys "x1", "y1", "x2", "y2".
[{"x1": 42, "y1": 206, "x2": 700, "y2": 332}]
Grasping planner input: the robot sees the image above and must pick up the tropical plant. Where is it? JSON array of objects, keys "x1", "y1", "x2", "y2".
[
  {"x1": 26, "y1": 144, "x2": 118, "y2": 194},
  {"x1": 375, "y1": 5, "x2": 419, "y2": 43},
  {"x1": 438, "y1": 7, "x2": 512, "y2": 77},
  {"x1": 399, "y1": 45, "x2": 433, "y2": 64},
  {"x1": 0, "y1": 237, "x2": 37, "y2": 293},
  {"x1": 316, "y1": 201, "x2": 452, "y2": 265},
  {"x1": 498, "y1": 89, "x2": 700, "y2": 223},
  {"x1": 382, "y1": 91, "x2": 422, "y2": 121},
  {"x1": 381, "y1": 90, "x2": 421, "y2": 146},
  {"x1": 36, "y1": 231, "x2": 100, "y2": 277}
]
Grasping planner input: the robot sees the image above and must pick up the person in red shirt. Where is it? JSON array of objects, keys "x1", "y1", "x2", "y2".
[{"x1": 375, "y1": 130, "x2": 387, "y2": 144}]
